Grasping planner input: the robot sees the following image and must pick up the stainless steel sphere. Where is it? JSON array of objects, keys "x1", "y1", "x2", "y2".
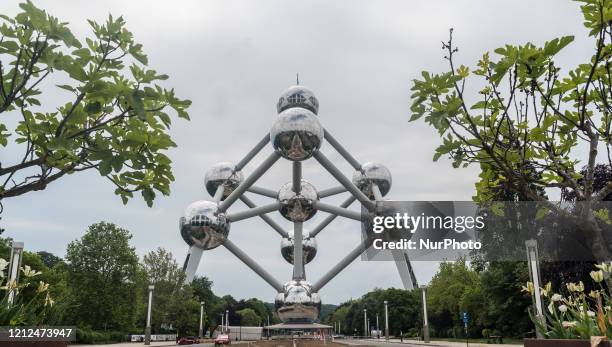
[
  {"x1": 280, "y1": 229, "x2": 318, "y2": 264},
  {"x1": 277, "y1": 180, "x2": 319, "y2": 222},
  {"x1": 204, "y1": 162, "x2": 243, "y2": 199},
  {"x1": 352, "y1": 162, "x2": 392, "y2": 199},
  {"x1": 270, "y1": 107, "x2": 323, "y2": 161},
  {"x1": 277, "y1": 85, "x2": 319, "y2": 115},
  {"x1": 179, "y1": 200, "x2": 230, "y2": 250},
  {"x1": 275, "y1": 280, "x2": 321, "y2": 323}
]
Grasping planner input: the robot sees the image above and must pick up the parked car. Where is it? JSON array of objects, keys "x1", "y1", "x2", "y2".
[
  {"x1": 214, "y1": 334, "x2": 231, "y2": 346},
  {"x1": 178, "y1": 336, "x2": 200, "y2": 345}
]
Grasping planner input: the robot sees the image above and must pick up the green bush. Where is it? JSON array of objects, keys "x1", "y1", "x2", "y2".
[{"x1": 75, "y1": 328, "x2": 128, "y2": 344}]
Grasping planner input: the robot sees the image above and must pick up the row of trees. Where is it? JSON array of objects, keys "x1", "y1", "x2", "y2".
[
  {"x1": 0, "y1": 221, "x2": 277, "y2": 340},
  {"x1": 324, "y1": 259, "x2": 579, "y2": 339}
]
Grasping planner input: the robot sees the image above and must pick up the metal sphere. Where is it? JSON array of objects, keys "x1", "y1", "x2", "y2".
[
  {"x1": 280, "y1": 229, "x2": 318, "y2": 264},
  {"x1": 277, "y1": 85, "x2": 319, "y2": 115},
  {"x1": 179, "y1": 200, "x2": 230, "y2": 250},
  {"x1": 204, "y1": 162, "x2": 243, "y2": 199},
  {"x1": 352, "y1": 162, "x2": 392, "y2": 199},
  {"x1": 277, "y1": 180, "x2": 319, "y2": 222},
  {"x1": 275, "y1": 280, "x2": 321, "y2": 323},
  {"x1": 270, "y1": 107, "x2": 323, "y2": 161}
]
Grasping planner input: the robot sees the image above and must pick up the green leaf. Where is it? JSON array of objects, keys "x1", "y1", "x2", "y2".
[
  {"x1": 99, "y1": 160, "x2": 112, "y2": 176},
  {"x1": 141, "y1": 188, "x2": 155, "y2": 207},
  {"x1": 85, "y1": 101, "x2": 102, "y2": 114},
  {"x1": 57, "y1": 84, "x2": 76, "y2": 92},
  {"x1": 130, "y1": 90, "x2": 146, "y2": 120},
  {"x1": 593, "y1": 208, "x2": 611, "y2": 225},
  {"x1": 535, "y1": 207, "x2": 550, "y2": 220},
  {"x1": 490, "y1": 202, "x2": 505, "y2": 217}
]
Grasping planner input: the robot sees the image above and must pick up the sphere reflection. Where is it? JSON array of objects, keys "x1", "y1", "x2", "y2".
[{"x1": 180, "y1": 200, "x2": 230, "y2": 250}]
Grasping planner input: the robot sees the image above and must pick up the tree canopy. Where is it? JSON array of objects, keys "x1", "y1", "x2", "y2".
[
  {"x1": 409, "y1": 0, "x2": 612, "y2": 270},
  {"x1": 0, "y1": 1, "x2": 190, "y2": 207}
]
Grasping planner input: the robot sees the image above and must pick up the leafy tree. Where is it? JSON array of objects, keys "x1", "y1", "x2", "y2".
[
  {"x1": 326, "y1": 288, "x2": 421, "y2": 337},
  {"x1": 478, "y1": 262, "x2": 531, "y2": 337},
  {"x1": 409, "y1": 0, "x2": 612, "y2": 270},
  {"x1": 191, "y1": 276, "x2": 216, "y2": 305},
  {"x1": 65, "y1": 222, "x2": 141, "y2": 330},
  {"x1": 36, "y1": 251, "x2": 63, "y2": 268},
  {"x1": 166, "y1": 285, "x2": 200, "y2": 336},
  {"x1": 427, "y1": 260, "x2": 482, "y2": 337},
  {"x1": 236, "y1": 308, "x2": 260, "y2": 326},
  {"x1": 142, "y1": 247, "x2": 203, "y2": 334},
  {"x1": 0, "y1": 1, "x2": 190, "y2": 206}
]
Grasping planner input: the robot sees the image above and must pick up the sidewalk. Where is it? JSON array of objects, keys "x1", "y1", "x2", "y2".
[{"x1": 377, "y1": 338, "x2": 521, "y2": 347}]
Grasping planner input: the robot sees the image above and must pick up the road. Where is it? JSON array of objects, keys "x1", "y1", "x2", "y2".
[
  {"x1": 336, "y1": 338, "x2": 425, "y2": 347},
  {"x1": 335, "y1": 338, "x2": 521, "y2": 347}
]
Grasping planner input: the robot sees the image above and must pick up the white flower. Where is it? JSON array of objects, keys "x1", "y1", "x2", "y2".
[
  {"x1": 562, "y1": 321, "x2": 577, "y2": 329},
  {"x1": 0, "y1": 258, "x2": 9, "y2": 272},
  {"x1": 586, "y1": 310, "x2": 596, "y2": 318},
  {"x1": 21, "y1": 265, "x2": 41, "y2": 278},
  {"x1": 0, "y1": 279, "x2": 17, "y2": 291},
  {"x1": 44, "y1": 293, "x2": 54, "y2": 307},
  {"x1": 522, "y1": 282, "x2": 534, "y2": 294},
  {"x1": 590, "y1": 270, "x2": 604, "y2": 283},
  {"x1": 594, "y1": 262, "x2": 611, "y2": 272},
  {"x1": 551, "y1": 294, "x2": 563, "y2": 302},
  {"x1": 36, "y1": 281, "x2": 49, "y2": 293},
  {"x1": 567, "y1": 281, "x2": 585, "y2": 292},
  {"x1": 558, "y1": 305, "x2": 568, "y2": 313}
]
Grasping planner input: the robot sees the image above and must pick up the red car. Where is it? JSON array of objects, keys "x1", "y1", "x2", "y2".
[
  {"x1": 214, "y1": 334, "x2": 231, "y2": 346},
  {"x1": 178, "y1": 336, "x2": 200, "y2": 345}
]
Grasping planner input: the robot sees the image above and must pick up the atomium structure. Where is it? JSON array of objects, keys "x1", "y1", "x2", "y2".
[{"x1": 180, "y1": 85, "x2": 417, "y2": 323}]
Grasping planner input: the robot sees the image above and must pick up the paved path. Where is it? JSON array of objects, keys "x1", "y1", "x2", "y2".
[
  {"x1": 71, "y1": 339, "x2": 522, "y2": 347},
  {"x1": 334, "y1": 338, "x2": 522, "y2": 347},
  {"x1": 71, "y1": 342, "x2": 182, "y2": 347}
]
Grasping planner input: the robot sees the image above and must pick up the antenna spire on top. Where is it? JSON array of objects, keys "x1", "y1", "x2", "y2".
[{"x1": 296, "y1": 73, "x2": 300, "y2": 85}]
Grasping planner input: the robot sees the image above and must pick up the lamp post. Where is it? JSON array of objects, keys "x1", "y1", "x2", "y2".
[
  {"x1": 376, "y1": 314, "x2": 379, "y2": 339},
  {"x1": 420, "y1": 285, "x2": 429, "y2": 343},
  {"x1": 219, "y1": 313, "x2": 224, "y2": 333},
  {"x1": 384, "y1": 300, "x2": 389, "y2": 341},
  {"x1": 199, "y1": 301, "x2": 205, "y2": 339},
  {"x1": 526, "y1": 239, "x2": 545, "y2": 339},
  {"x1": 145, "y1": 284, "x2": 155, "y2": 345},
  {"x1": 7, "y1": 241, "x2": 24, "y2": 305},
  {"x1": 363, "y1": 309, "x2": 367, "y2": 338},
  {"x1": 225, "y1": 309, "x2": 229, "y2": 332}
]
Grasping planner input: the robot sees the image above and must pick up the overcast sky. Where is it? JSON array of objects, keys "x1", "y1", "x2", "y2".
[{"x1": 0, "y1": 0, "x2": 593, "y2": 304}]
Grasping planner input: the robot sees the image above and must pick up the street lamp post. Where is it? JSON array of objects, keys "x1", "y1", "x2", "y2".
[
  {"x1": 376, "y1": 314, "x2": 379, "y2": 339},
  {"x1": 526, "y1": 239, "x2": 545, "y2": 339},
  {"x1": 363, "y1": 309, "x2": 367, "y2": 338},
  {"x1": 384, "y1": 300, "x2": 389, "y2": 341},
  {"x1": 219, "y1": 313, "x2": 224, "y2": 333},
  {"x1": 7, "y1": 241, "x2": 24, "y2": 305},
  {"x1": 225, "y1": 310, "x2": 229, "y2": 333},
  {"x1": 145, "y1": 284, "x2": 155, "y2": 345},
  {"x1": 199, "y1": 301, "x2": 205, "y2": 339},
  {"x1": 420, "y1": 285, "x2": 429, "y2": 343}
]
